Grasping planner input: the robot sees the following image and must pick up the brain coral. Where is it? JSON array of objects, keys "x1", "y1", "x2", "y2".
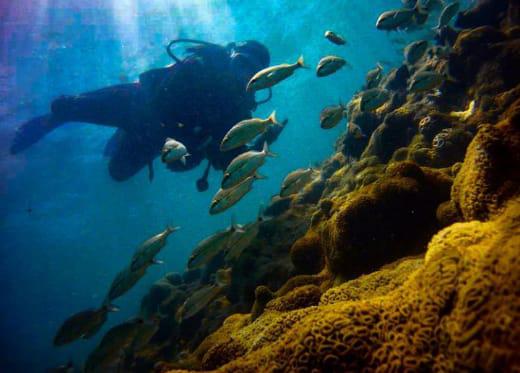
[
  {"x1": 452, "y1": 99, "x2": 520, "y2": 221},
  {"x1": 289, "y1": 230, "x2": 324, "y2": 274},
  {"x1": 321, "y1": 161, "x2": 452, "y2": 280},
  {"x1": 168, "y1": 197, "x2": 520, "y2": 372}
]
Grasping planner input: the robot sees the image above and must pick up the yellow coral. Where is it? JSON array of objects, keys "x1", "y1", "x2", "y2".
[
  {"x1": 168, "y1": 198, "x2": 520, "y2": 373},
  {"x1": 452, "y1": 101, "x2": 520, "y2": 221}
]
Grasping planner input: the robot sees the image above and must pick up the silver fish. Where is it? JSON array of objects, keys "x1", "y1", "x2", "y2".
[
  {"x1": 280, "y1": 168, "x2": 316, "y2": 197},
  {"x1": 215, "y1": 267, "x2": 232, "y2": 287},
  {"x1": 246, "y1": 56, "x2": 305, "y2": 92},
  {"x1": 210, "y1": 174, "x2": 262, "y2": 214},
  {"x1": 433, "y1": 2, "x2": 460, "y2": 30},
  {"x1": 320, "y1": 104, "x2": 347, "y2": 129},
  {"x1": 347, "y1": 122, "x2": 366, "y2": 140},
  {"x1": 187, "y1": 218, "x2": 243, "y2": 269},
  {"x1": 222, "y1": 142, "x2": 275, "y2": 189},
  {"x1": 53, "y1": 305, "x2": 116, "y2": 346},
  {"x1": 104, "y1": 265, "x2": 148, "y2": 304},
  {"x1": 365, "y1": 63, "x2": 384, "y2": 89},
  {"x1": 161, "y1": 137, "x2": 190, "y2": 165},
  {"x1": 408, "y1": 70, "x2": 445, "y2": 92},
  {"x1": 324, "y1": 30, "x2": 347, "y2": 45},
  {"x1": 316, "y1": 55, "x2": 348, "y2": 77},
  {"x1": 225, "y1": 212, "x2": 265, "y2": 263},
  {"x1": 404, "y1": 40, "x2": 429, "y2": 65},
  {"x1": 220, "y1": 111, "x2": 279, "y2": 152},
  {"x1": 376, "y1": 8, "x2": 417, "y2": 30},
  {"x1": 84, "y1": 318, "x2": 149, "y2": 373},
  {"x1": 359, "y1": 88, "x2": 391, "y2": 111},
  {"x1": 176, "y1": 285, "x2": 225, "y2": 322},
  {"x1": 130, "y1": 226, "x2": 179, "y2": 272}
]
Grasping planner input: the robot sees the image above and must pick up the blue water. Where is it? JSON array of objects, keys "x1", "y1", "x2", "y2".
[{"x1": 0, "y1": 0, "x2": 419, "y2": 370}]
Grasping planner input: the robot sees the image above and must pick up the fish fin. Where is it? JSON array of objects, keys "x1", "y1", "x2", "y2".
[
  {"x1": 152, "y1": 258, "x2": 164, "y2": 265},
  {"x1": 296, "y1": 55, "x2": 308, "y2": 69},
  {"x1": 106, "y1": 304, "x2": 120, "y2": 312},
  {"x1": 262, "y1": 141, "x2": 277, "y2": 157},
  {"x1": 230, "y1": 214, "x2": 245, "y2": 233},
  {"x1": 167, "y1": 225, "x2": 180, "y2": 233},
  {"x1": 165, "y1": 137, "x2": 174, "y2": 141},
  {"x1": 180, "y1": 155, "x2": 188, "y2": 165},
  {"x1": 254, "y1": 171, "x2": 267, "y2": 180}
]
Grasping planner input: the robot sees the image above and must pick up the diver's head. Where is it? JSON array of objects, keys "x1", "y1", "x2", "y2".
[{"x1": 228, "y1": 40, "x2": 270, "y2": 83}]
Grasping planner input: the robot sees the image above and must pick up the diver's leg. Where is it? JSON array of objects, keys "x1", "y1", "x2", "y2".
[
  {"x1": 108, "y1": 132, "x2": 158, "y2": 182},
  {"x1": 11, "y1": 84, "x2": 146, "y2": 155},
  {"x1": 51, "y1": 83, "x2": 145, "y2": 129}
]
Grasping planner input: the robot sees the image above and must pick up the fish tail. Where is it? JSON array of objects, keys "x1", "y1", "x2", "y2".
[
  {"x1": 296, "y1": 55, "x2": 307, "y2": 69},
  {"x1": 267, "y1": 110, "x2": 280, "y2": 125},
  {"x1": 167, "y1": 225, "x2": 181, "y2": 234},
  {"x1": 262, "y1": 141, "x2": 277, "y2": 158}
]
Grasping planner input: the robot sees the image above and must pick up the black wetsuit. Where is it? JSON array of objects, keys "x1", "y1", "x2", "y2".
[{"x1": 11, "y1": 42, "x2": 282, "y2": 185}]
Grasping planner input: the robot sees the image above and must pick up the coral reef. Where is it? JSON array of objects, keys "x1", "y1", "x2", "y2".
[
  {"x1": 452, "y1": 100, "x2": 520, "y2": 221},
  {"x1": 170, "y1": 197, "x2": 520, "y2": 373},
  {"x1": 321, "y1": 161, "x2": 452, "y2": 280},
  {"x1": 90, "y1": 2, "x2": 520, "y2": 371}
]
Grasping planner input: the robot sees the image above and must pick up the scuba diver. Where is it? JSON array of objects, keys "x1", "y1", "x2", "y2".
[{"x1": 10, "y1": 39, "x2": 285, "y2": 191}]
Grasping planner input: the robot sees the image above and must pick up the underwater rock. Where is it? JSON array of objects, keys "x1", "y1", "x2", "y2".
[
  {"x1": 361, "y1": 107, "x2": 416, "y2": 163},
  {"x1": 449, "y1": 25, "x2": 520, "y2": 98},
  {"x1": 452, "y1": 101, "x2": 520, "y2": 221},
  {"x1": 263, "y1": 195, "x2": 293, "y2": 217},
  {"x1": 456, "y1": 0, "x2": 511, "y2": 29},
  {"x1": 321, "y1": 161, "x2": 452, "y2": 280},
  {"x1": 295, "y1": 177, "x2": 326, "y2": 205},
  {"x1": 289, "y1": 230, "x2": 324, "y2": 275},
  {"x1": 140, "y1": 279, "x2": 175, "y2": 319}
]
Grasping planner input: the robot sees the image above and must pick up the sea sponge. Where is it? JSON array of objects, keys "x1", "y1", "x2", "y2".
[
  {"x1": 289, "y1": 230, "x2": 324, "y2": 274},
  {"x1": 452, "y1": 101, "x2": 520, "y2": 221}
]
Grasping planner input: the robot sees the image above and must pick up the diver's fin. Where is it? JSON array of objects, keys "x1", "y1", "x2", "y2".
[{"x1": 10, "y1": 114, "x2": 64, "y2": 154}]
